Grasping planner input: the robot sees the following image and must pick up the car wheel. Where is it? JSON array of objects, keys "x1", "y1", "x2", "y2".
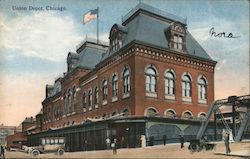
[
  {"x1": 190, "y1": 143, "x2": 198, "y2": 152},
  {"x1": 32, "y1": 149, "x2": 40, "y2": 156},
  {"x1": 58, "y1": 149, "x2": 64, "y2": 155}
]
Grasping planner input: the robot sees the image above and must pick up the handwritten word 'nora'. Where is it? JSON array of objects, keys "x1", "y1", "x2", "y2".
[{"x1": 209, "y1": 27, "x2": 240, "y2": 38}]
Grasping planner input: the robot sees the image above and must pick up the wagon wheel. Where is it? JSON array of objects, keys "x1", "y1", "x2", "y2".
[
  {"x1": 189, "y1": 143, "x2": 198, "y2": 152},
  {"x1": 32, "y1": 149, "x2": 40, "y2": 156},
  {"x1": 57, "y1": 148, "x2": 64, "y2": 155}
]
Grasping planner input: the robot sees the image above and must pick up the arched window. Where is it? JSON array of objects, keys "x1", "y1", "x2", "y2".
[
  {"x1": 145, "y1": 107, "x2": 158, "y2": 117},
  {"x1": 112, "y1": 74, "x2": 118, "y2": 97},
  {"x1": 165, "y1": 109, "x2": 176, "y2": 118},
  {"x1": 198, "y1": 77, "x2": 207, "y2": 100},
  {"x1": 63, "y1": 95, "x2": 67, "y2": 115},
  {"x1": 123, "y1": 67, "x2": 130, "y2": 94},
  {"x1": 111, "y1": 34, "x2": 121, "y2": 52},
  {"x1": 102, "y1": 80, "x2": 108, "y2": 101},
  {"x1": 72, "y1": 87, "x2": 76, "y2": 113},
  {"x1": 182, "y1": 111, "x2": 193, "y2": 119},
  {"x1": 88, "y1": 89, "x2": 92, "y2": 110},
  {"x1": 182, "y1": 74, "x2": 192, "y2": 98},
  {"x1": 165, "y1": 71, "x2": 175, "y2": 96},
  {"x1": 198, "y1": 113, "x2": 206, "y2": 120},
  {"x1": 94, "y1": 86, "x2": 98, "y2": 108},
  {"x1": 82, "y1": 92, "x2": 87, "y2": 112},
  {"x1": 67, "y1": 89, "x2": 71, "y2": 114},
  {"x1": 145, "y1": 66, "x2": 157, "y2": 93},
  {"x1": 110, "y1": 27, "x2": 122, "y2": 53}
]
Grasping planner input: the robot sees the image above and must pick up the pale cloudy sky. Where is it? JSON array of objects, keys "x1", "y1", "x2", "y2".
[{"x1": 0, "y1": 0, "x2": 249, "y2": 126}]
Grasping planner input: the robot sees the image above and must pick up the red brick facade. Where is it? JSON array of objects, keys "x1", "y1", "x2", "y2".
[{"x1": 41, "y1": 41, "x2": 215, "y2": 131}]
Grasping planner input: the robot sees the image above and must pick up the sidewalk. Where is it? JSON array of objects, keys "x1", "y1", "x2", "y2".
[
  {"x1": 214, "y1": 140, "x2": 250, "y2": 158},
  {"x1": 214, "y1": 150, "x2": 250, "y2": 158}
]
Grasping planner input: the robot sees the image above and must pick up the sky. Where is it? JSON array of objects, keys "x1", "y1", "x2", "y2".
[{"x1": 0, "y1": 0, "x2": 249, "y2": 126}]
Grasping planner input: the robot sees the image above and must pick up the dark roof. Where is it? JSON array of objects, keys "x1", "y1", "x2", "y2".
[
  {"x1": 110, "y1": 4, "x2": 213, "y2": 61},
  {"x1": 22, "y1": 117, "x2": 35, "y2": 123},
  {"x1": 77, "y1": 46, "x2": 107, "y2": 69},
  {"x1": 68, "y1": 52, "x2": 79, "y2": 60},
  {"x1": 122, "y1": 3, "x2": 186, "y2": 25},
  {"x1": 65, "y1": 38, "x2": 109, "y2": 71}
]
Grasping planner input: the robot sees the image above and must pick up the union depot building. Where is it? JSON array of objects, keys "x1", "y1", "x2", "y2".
[{"x1": 27, "y1": 3, "x2": 220, "y2": 151}]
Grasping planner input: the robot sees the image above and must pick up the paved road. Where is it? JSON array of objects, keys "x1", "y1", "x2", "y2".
[{"x1": 2, "y1": 142, "x2": 249, "y2": 158}]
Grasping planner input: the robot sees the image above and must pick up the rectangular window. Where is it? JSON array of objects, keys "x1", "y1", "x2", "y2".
[
  {"x1": 173, "y1": 34, "x2": 183, "y2": 50},
  {"x1": 94, "y1": 88, "x2": 99, "y2": 107},
  {"x1": 68, "y1": 95, "x2": 71, "y2": 114},
  {"x1": 88, "y1": 90, "x2": 92, "y2": 110},
  {"x1": 63, "y1": 97, "x2": 66, "y2": 115},
  {"x1": 73, "y1": 93, "x2": 76, "y2": 112}
]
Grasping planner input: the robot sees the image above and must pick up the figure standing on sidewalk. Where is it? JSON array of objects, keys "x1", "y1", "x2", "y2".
[
  {"x1": 111, "y1": 138, "x2": 117, "y2": 155},
  {"x1": 0, "y1": 145, "x2": 2, "y2": 157},
  {"x1": 180, "y1": 135, "x2": 184, "y2": 148},
  {"x1": 106, "y1": 137, "x2": 111, "y2": 150},
  {"x1": 224, "y1": 133, "x2": 231, "y2": 154},
  {"x1": 163, "y1": 135, "x2": 167, "y2": 146},
  {"x1": 0, "y1": 145, "x2": 5, "y2": 159}
]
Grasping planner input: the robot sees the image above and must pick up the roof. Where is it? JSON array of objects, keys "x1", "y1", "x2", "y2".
[
  {"x1": 77, "y1": 46, "x2": 107, "y2": 69},
  {"x1": 122, "y1": 3, "x2": 186, "y2": 25},
  {"x1": 22, "y1": 117, "x2": 35, "y2": 123},
  {"x1": 66, "y1": 38, "x2": 109, "y2": 72},
  {"x1": 109, "y1": 4, "x2": 213, "y2": 61}
]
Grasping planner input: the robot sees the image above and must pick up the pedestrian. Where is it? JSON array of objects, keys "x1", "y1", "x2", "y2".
[
  {"x1": 106, "y1": 137, "x2": 111, "y2": 150},
  {"x1": 121, "y1": 136, "x2": 125, "y2": 148},
  {"x1": 1, "y1": 145, "x2": 5, "y2": 158},
  {"x1": 0, "y1": 145, "x2": 2, "y2": 157},
  {"x1": 111, "y1": 138, "x2": 117, "y2": 155},
  {"x1": 224, "y1": 133, "x2": 231, "y2": 154},
  {"x1": 180, "y1": 135, "x2": 184, "y2": 148},
  {"x1": 163, "y1": 135, "x2": 167, "y2": 146}
]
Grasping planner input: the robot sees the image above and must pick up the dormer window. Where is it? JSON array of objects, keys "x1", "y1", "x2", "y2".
[
  {"x1": 169, "y1": 22, "x2": 186, "y2": 52},
  {"x1": 111, "y1": 31, "x2": 122, "y2": 52},
  {"x1": 109, "y1": 24, "x2": 127, "y2": 53},
  {"x1": 173, "y1": 34, "x2": 183, "y2": 50}
]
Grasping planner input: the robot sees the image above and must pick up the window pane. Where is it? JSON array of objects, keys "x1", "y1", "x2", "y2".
[
  {"x1": 182, "y1": 82, "x2": 185, "y2": 96},
  {"x1": 178, "y1": 43, "x2": 182, "y2": 50},
  {"x1": 146, "y1": 68, "x2": 156, "y2": 75},
  {"x1": 151, "y1": 77, "x2": 156, "y2": 85},
  {"x1": 174, "y1": 43, "x2": 177, "y2": 49},
  {"x1": 151, "y1": 84, "x2": 155, "y2": 92},
  {"x1": 198, "y1": 85, "x2": 201, "y2": 99},
  {"x1": 174, "y1": 35, "x2": 178, "y2": 42},
  {"x1": 146, "y1": 84, "x2": 150, "y2": 92},
  {"x1": 146, "y1": 76, "x2": 150, "y2": 84},
  {"x1": 166, "y1": 72, "x2": 174, "y2": 78},
  {"x1": 170, "y1": 80, "x2": 174, "y2": 87},
  {"x1": 178, "y1": 36, "x2": 183, "y2": 43}
]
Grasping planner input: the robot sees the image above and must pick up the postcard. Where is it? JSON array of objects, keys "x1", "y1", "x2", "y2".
[{"x1": 0, "y1": 0, "x2": 249, "y2": 158}]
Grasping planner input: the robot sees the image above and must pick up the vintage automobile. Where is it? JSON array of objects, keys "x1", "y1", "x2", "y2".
[{"x1": 31, "y1": 137, "x2": 65, "y2": 156}]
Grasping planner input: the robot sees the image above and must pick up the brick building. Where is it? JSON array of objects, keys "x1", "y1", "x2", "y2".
[
  {"x1": 28, "y1": 3, "x2": 220, "y2": 151},
  {"x1": 0, "y1": 124, "x2": 21, "y2": 146},
  {"x1": 6, "y1": 112, "x2": 43, "y2": 150}
]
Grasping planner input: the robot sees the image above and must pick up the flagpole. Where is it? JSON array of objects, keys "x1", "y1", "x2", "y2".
[{"x1": 97, "y1": 7, "x2": 99, "y2": 44}]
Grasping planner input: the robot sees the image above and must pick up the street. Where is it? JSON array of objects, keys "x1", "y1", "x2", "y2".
[{"x1": 2, "y1": 141, "x2": 250, "y2": 158}]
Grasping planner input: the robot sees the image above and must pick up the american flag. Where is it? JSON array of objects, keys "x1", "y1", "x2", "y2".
[{"x1": 83, "y1": 9, "x2": 98, "y2": 24}]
